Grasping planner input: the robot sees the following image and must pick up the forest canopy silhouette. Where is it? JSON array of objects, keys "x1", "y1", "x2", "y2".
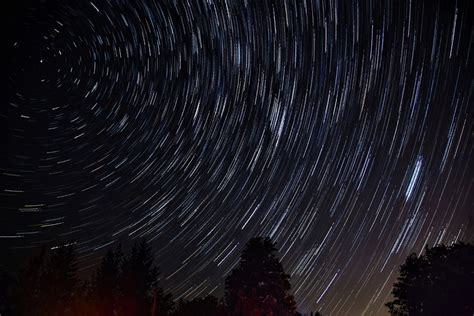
[
  {"x1": 0, "y1": 237, "x2": 306, "y2": 316},
  {"x1": 0, "y1": 238, "x2": 473, "y2": 316},
  {"x1": 386, "y1": 242, "x2": 474, "y2": 316}
]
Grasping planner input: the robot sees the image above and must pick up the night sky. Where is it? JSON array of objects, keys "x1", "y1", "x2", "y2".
[{"x1": 2, "y1": 0, "x2": 473, "y2": 314}]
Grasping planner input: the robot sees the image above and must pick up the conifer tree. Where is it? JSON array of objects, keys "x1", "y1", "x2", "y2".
[
  {"x1": 15, "y1": 247, "x2": 46, "y2": 316},
  {"x1": 93, "y1": 245, "x2": 123, "y2": 316},
  {"x1": 120, "y1": 239, "x2": 174, "y2": 316},
  {"x1": 225, "y1": 237, "x2": 296, "y2": 316},
  {"x1": 40, "y1": 243, "x2": 79, "y2": 316}
]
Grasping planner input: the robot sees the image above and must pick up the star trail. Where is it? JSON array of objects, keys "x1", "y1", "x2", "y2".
[{"x1": 3, "y1": 0, "x2": 473, "y2": 314}]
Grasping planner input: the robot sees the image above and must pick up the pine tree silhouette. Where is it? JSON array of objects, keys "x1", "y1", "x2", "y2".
[
  {"x1": 93, "y1": 245, "x2": 123, "y2": 316},
  {"x1": 15, "y1": 247, "x2": 46, "y2": 316},
  {"x1": 225, "y1": 237, "x2": 296, "y2": 316},
  {"x1": 119, "y1": 239, "x2": 174, "y2": 316},
  {"x1": 39, "y1": 243, "x2": 79, "y2": 316}
]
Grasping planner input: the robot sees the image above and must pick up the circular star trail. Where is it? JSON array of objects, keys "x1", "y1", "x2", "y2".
[{"x1": 3, "y1": 0, "x2": 473, "y2": 314}]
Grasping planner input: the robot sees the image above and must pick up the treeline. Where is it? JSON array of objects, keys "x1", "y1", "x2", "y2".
[
  {"x1": 1, "y1": 237, "x2": 473, "y2": 315},
  {"x1": 0, "y1": 237, "x2": 320, "y2": 316}
]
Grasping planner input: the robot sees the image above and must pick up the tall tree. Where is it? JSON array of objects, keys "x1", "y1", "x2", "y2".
[
  {"x1": 386, "y1": 242, "x2": 474, "y2": 315},
  {"x1": 225, "y1": 237, "x2": 296, "y2": 316},
  {"x1": 15, "y1": 247, "x2": 47, "y2": 316},
  {"x1": 39, "y1": 243, "x2": 79, "y2": 316},
  {"x1": 93, "y1": 246, "x2": 123, "y2": 316},
  {"x1": 120, "y1": 239, "x2": 173, "y2": 316}
]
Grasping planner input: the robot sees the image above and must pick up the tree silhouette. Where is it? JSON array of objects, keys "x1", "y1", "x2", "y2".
[
  {"x1": 14, "y1": 244, "x2": 79, "y2": 315},
  {"x1": 7, "y1": 239, "x2": 177, "y2": 315},
  {"x1": 93, "y1": 246, "x2": 123, "y2": 316},
  {"x1": 14, "y1": 247, "x2": 46, "y2": 315},
  {"x1": 225, "y1": 237, "x2": 296, "y2": 316},
  {"x1": 7, "y1": 237, "x2": 303, "y2": 315},
  {"x1": 39, "y1": 243, "x2": 79, "y2": 316},
  {"x1": 119, "y1": 239, "x2": 174, "y2": 316},
  {"x1": 386, "y1": 242, "x2": 474, "y2": 315}
]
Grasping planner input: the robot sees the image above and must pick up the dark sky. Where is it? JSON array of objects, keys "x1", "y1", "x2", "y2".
[{"x1": 2, "y1": 0, "x2": 473, "y2": 314}]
